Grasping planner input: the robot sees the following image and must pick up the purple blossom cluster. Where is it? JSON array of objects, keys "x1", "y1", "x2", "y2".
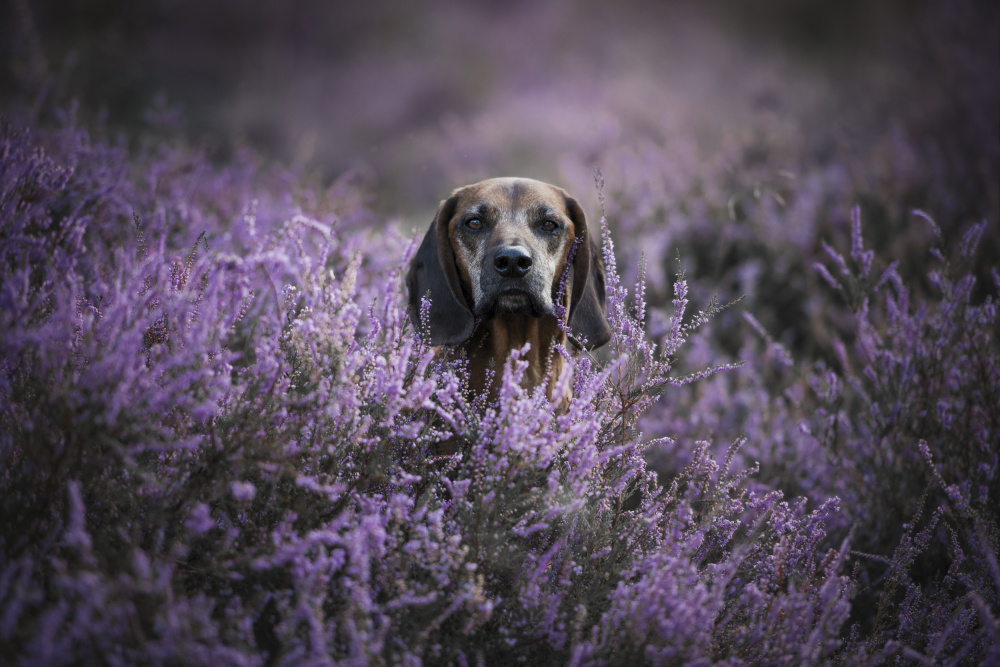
[{"x1": 2, "y1": 20, "x2": 999, "y2": 658}]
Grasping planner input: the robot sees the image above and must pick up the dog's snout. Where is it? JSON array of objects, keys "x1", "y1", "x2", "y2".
[{"x1": 493, "y1": 247, "x2": 533, "y2": 277}]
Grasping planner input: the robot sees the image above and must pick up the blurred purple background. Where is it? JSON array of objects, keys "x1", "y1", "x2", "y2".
[{"x1": 4, "y1": 0, "x2": 997, "y2": 221}]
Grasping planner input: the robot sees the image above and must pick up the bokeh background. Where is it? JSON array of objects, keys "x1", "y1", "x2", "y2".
[{"x1": 5, "y1": 0, "x2": 997, "y2": 221}]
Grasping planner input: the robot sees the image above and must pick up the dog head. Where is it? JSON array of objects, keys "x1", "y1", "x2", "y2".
[{"x1": 407, "y1": 177, "x2": 612, "y2": 348}]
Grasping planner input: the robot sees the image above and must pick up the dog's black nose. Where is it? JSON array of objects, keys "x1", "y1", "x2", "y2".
[{"x1": 493, "y1": 247, "x2": 533, "y2": 277}]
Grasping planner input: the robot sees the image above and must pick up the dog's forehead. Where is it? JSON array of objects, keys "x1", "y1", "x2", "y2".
[{"x1": 452, "y1": 178, "x2": 568, "y2": 218}]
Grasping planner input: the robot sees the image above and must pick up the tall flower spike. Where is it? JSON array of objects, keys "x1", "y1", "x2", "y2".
[{"x1": 850, "y1": 205, "x2": 874, "y2": 278}]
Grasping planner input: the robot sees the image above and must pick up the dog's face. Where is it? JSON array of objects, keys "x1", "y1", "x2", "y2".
[
  {"x1": 446, "y1": 178, "x2": 577, "y2": 319},
  {"x1": 408, "y1": 177, "x2": 612, "y2": 349}
]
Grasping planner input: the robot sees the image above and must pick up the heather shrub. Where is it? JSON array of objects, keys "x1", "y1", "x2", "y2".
[
  {"x1": 542, "y1": 60, "x2": 999, "y2": 661},
  {"x1": 810, "y1": 209, "x2": 999, "y2": 662},
  {"x1": 0, "y1": 115, "x2": 864, "y2": 664},
  {"x1": 637, "y1": 201, "x2": 1000, "y2": 662}
]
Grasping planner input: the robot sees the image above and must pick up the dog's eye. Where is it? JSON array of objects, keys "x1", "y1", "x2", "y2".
[
  {"x1": 541, "y1": 220, "x2": 559, "y2": 233},
  {"x1": 465, "y1": 219, "x2": 483, "y2": 231}
]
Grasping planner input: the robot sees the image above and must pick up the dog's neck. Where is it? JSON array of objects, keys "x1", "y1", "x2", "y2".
[{"x1": 461, "y1": 313, "x2": 567, "y2": 402}]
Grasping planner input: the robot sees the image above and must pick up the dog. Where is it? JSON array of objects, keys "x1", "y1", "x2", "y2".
[{"x1": 407, "y1": 177, "x2": 612, "y2": 402}]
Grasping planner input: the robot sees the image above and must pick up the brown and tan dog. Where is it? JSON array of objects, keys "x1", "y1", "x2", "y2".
[{"x1": 407, "y1": 177, "x2": 611, "y2": 401}]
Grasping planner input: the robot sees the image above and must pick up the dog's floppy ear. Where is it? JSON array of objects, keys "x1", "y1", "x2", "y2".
[
  {"x1": 406, "y1": 195, "x2": 475, "y2": 345},
  {"x1": 565, "y1": 196, "x2": 612, "y2": 349}
]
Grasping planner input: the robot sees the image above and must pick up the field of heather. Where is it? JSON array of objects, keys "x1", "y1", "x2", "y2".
[{"x1": 1, "y1": 1, "x2": 997, "y2": 664}]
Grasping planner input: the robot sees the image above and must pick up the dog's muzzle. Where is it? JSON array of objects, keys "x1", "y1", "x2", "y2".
[{"x1": 477, "y1": 245, "x2": 551, "y2": 317}]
